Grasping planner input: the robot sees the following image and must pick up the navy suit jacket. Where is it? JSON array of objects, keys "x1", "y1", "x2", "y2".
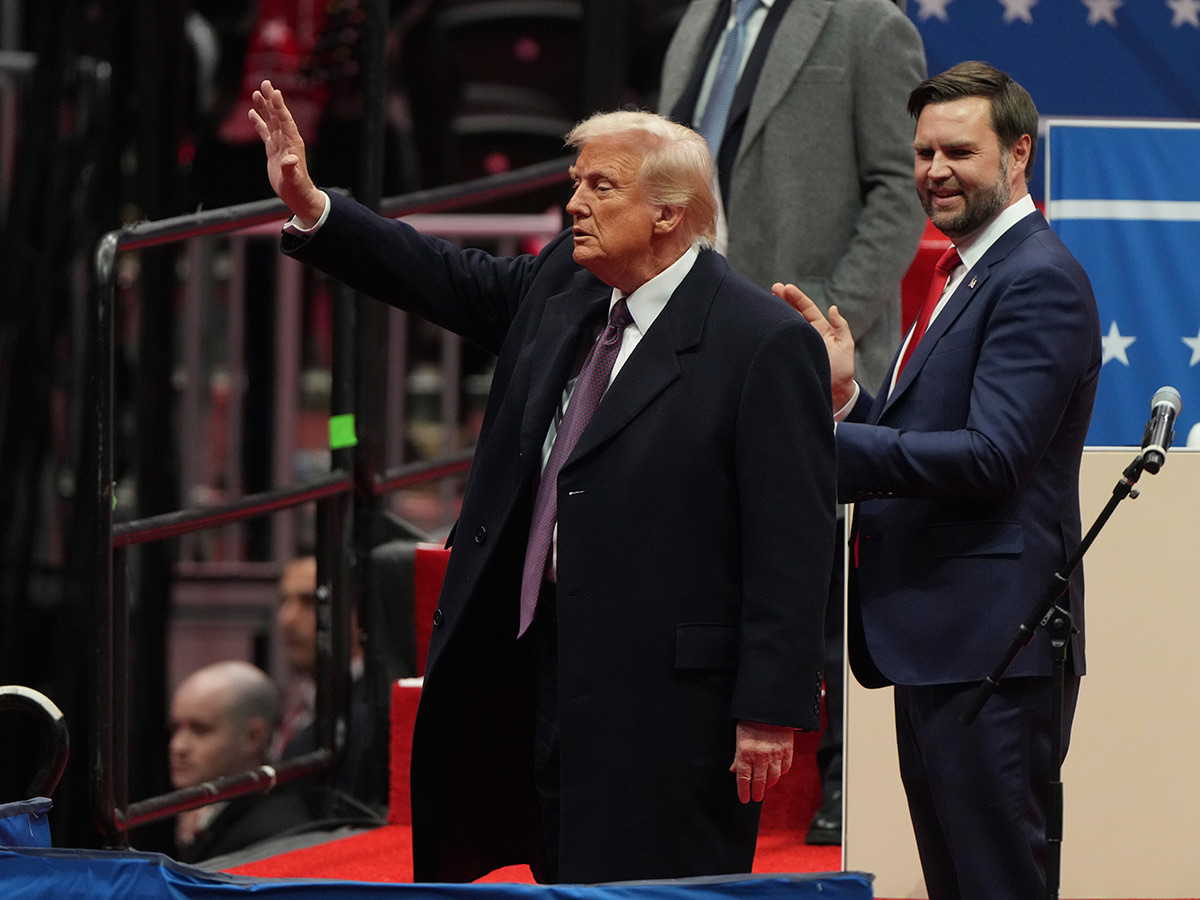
[
  {"x1": 837, "y1": 210, "x2": 1101, "y2": 688},
  {"x1": 282, "y1": 193, "x2": 836, "y2": 882}
]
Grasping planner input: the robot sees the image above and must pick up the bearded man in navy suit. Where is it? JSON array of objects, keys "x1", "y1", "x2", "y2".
[
  {"x1": 781, "y1": 62, "x2": 1102, "y2": 900},
  {"x1": 251, "y1": 82, "x2": 836, "y2": 884}
]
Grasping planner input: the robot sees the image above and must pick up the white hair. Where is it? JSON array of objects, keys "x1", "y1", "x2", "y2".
[{"x1": 565, "y1": 110, "x2": 718, "y2": 249}]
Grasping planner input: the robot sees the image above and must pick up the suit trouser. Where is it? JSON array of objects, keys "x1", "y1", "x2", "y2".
[
  {"x1": 815, "y1": 534, "x2": 845, "y2": 803},
  {"x1": 894, "y1": 674, "x2": 1080, "y2": 900}
]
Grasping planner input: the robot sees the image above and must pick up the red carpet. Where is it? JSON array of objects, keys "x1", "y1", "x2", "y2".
[
  {"x1": 230, "y1": 726, "x2": 835, "y2": 881},
  {"x1": 226, "y1": 822, "x2": 842, "y2": 883},
  {"x1": 229, "y1": 731, "x2": 838, "y2": 883}
]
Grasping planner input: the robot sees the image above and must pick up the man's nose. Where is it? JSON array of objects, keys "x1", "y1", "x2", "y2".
[{"x1": 927, "y1": 154, "x2": 952, "y2": 179}]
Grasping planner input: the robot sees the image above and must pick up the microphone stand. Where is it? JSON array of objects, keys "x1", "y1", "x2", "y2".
[{"x1": 961, "y1": 451, "x2": 1157, "y2": 900}]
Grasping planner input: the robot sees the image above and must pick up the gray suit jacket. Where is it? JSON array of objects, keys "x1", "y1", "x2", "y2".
[{"x1": 660, "y1": 0, "x2": 928, "y2": 387}]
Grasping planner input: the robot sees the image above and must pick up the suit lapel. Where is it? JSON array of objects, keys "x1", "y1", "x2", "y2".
[
  {"x1": 716, "y1": 0, "x2": 798, "y2": 198},
  {"x1": 519, "y1": 272, "x2": 612, "y2": 455},
  {"x1": 666, "y1": 0, "x2": 726, "y2": 128},
  {"x1": 882, "y1": 211, "x2": 1050, "y2": 415},
  {"x1": 567, "y1": 251, "x2": 722, "y2": 463},
  {"x1": 735, "y1": 0, "x2": 833, "y2": 172}
]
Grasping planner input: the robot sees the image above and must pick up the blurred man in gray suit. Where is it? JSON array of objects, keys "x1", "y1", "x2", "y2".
[{"x1": 659, "y1": 0, "x2": 927, "y2": 843}]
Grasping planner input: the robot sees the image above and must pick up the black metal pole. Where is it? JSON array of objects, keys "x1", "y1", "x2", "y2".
[
  {"x1": 1046, "y1": 626, "x2": 1069, "y2": 900},
  {"x1": 90, "y1": 231, "x2": 119, "y2": 845},
  {"x1": 342, "y1": 0, "x2": 391, "y2": 801}
]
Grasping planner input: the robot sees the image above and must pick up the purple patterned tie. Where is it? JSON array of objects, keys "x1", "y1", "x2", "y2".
[{"x1": 518, "y1": 298, "x2": 633, "y2": 636}]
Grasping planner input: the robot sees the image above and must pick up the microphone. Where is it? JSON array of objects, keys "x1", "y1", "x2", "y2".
[{"x1": 1140, "y1": 386, "x2": 1182, "y2": 474}]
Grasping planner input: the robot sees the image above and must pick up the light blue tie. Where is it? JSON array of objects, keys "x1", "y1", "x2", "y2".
[{"x1": 698, "y1": 0, "x2": 761, "y2": 159}]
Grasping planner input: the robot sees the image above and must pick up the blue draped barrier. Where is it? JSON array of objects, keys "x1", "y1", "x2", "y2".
[
  {"x1": 0, "y1": 848, "x2": 872, "y2": 900},
  {"x1": 0, "y1": 799, "x2": 52, "y2": 850}
]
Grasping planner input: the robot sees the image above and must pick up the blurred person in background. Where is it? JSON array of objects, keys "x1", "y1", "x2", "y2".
[
  {"x1": 170, "y1": 660, "x2": 312, "y2": 863},
  {"x1": 271, "y1": 555, "x2": 377, "y2": 807}
]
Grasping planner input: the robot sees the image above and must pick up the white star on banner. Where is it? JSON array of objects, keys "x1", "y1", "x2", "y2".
[
  {"x1": 1184, "y1": 328, "x2": 1200, "y2": 366},
  {"x1": 1101, "y1": 321, "x2": 1136, "y2": 366},
  {"x1": 999, "y1": 0, "x2": 1038, "y2": 23},
  {"x1": 1168, "y1": 0, "x2": 1200, "y2": 27},
  {"x1": 1083, "y1": 0, "x2": 1122, "y2": 25},
  {"x1": 915, "y1": 0, "x2": 955, "y2": 20}
]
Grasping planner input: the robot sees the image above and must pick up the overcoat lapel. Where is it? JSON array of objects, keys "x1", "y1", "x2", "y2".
[
  {"x1": 519, "y1": 273, "x2": 611, "y2": 455},
  {"x1": 567, "y1": 252, "x2": 722, "y2": 463}
]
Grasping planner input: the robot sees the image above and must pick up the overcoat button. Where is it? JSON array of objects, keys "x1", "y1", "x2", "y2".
[
  {"x1": 433, "y1": 608, "x2": 444, "y2": 626},
  {"x1": 474, "y1": 526, "x2": 487, "y2": 544}
]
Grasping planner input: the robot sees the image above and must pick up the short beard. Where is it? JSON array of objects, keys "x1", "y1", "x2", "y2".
[{"x1": 923, "y1": 155, "x2": 1011, "y2": 241}]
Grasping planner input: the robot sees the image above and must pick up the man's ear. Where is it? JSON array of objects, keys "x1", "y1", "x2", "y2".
[
  {"x1": 245, "y1": 716, "x2": 270, "y2": 757},
  {"x1": 654, "y1": 204, "x2": 685, "y2": 235},
  {"x1": 1010, "y1": 133, "x2": 1032, "y2": 182}
]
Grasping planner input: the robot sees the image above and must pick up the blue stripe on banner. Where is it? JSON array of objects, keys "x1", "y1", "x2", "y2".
[{"x1": 1048, "y1": 123, "x2": 1200, "y2": 203}]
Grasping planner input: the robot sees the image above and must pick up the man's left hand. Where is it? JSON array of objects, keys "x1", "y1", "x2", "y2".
[{"x1": 730, "y1": 720, "x2": 794, "y2": 804}]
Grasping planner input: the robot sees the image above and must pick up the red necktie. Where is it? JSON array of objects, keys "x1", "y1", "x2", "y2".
[{"x1": 897, "y1": 246, "x2": 960, "y2": 377}]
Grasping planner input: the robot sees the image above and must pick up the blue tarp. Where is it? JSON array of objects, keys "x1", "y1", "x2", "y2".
[
  {"x1": 0, "y1": 798, "x2": 52, "y2": 850},
  {"x1": 0, "y1": 847, "x2": 873, "y2": 900}
]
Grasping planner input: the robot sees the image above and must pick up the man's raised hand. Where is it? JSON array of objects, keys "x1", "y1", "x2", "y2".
[
  {"x1": 774, "y1": 282, "x2": 858, "y2": 410},
  {"x1": 249, "y1": 80, "x2": 326, "y2": 228}
]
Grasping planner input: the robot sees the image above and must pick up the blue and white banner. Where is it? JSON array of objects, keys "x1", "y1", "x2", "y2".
[{"x1": 1045, "y1": 120, "x2": 1200, "y2": 449}]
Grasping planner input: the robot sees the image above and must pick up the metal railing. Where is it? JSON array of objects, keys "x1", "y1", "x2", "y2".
[
  {"x1": 0, "y1": 685, "x2": 70, "y2": 800},
  {"x1": 87, "y1": 157, "x2": 572, "y2": 846}
]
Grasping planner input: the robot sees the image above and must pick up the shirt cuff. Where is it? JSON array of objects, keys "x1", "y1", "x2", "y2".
[
  {"x1": 833, "y1": 381, "x2": 860, "y2": 423},
  {"x1": 283, "y1": 191, "x2": 332, "y2": 235}
]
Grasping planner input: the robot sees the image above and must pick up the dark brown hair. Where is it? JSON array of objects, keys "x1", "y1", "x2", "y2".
[{"x1": 908, "y1": 61, "x2": 1039, "y2": 181}]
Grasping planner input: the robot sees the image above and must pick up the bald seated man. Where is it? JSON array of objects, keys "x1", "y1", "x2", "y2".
[{"x1": 169, "y1": 660, "x2": 311, "y2": 863}]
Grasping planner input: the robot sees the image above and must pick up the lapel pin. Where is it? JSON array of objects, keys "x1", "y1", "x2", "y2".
[{"x1": 969, "y1": 276, "x2": 978, "y2": 288}]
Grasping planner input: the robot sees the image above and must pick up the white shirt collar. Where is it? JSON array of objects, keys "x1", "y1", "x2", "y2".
[
  {"x1": 953, "y1": 193, "x2": 1037, "y2": 273},
  {"x1": 611, "y1": 246, "x2": 700, "y2": 333}
]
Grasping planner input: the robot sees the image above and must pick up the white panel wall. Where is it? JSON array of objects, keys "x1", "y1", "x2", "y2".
[{"x1": 845, "y1": 449, "x2": 1200, "y2": 899}]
